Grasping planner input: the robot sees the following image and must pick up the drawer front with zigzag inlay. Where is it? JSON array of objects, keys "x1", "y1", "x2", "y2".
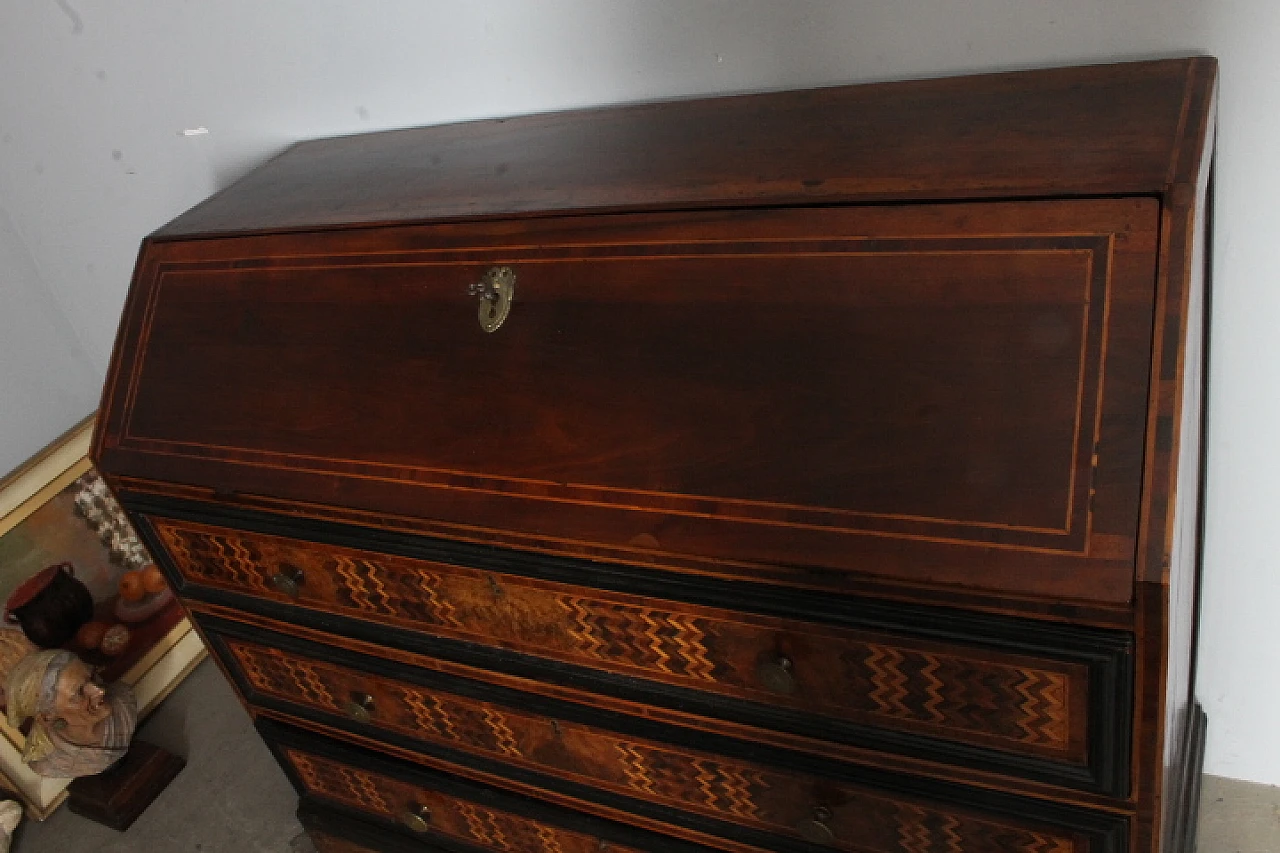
[
  {"x1": 211, "y1": 626, "x2": 1106, "y2": 846},
  {"x1": 147, "y1": 514, "x2": 1110, "y2": 776},
  {"x1": 284, "y1": 747, "x2": 650, "y2": 853},
  {"x1": 269, "y1": 722, "x2": 1122, "y2": 853}
]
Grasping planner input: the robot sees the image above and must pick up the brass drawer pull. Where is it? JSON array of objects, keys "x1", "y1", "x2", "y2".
[
  {"x1": 270, "y1": 565, "x2": 304, "y2": 599},
  {"x1": 467, "y1": 266, "x2": 516, "y2": 333},
  {"x1": 798, "y1": 805, "x2": 836, "y2": 845},
  {"x1": 757, "y1": 653, "x2": 796, "y2": 694},
  {"x1": 400, "y1": 802, "x2": 432, "y2": 833},
  {"x1": 342, "y1": 692, "x2": 375, "y2": 724}
]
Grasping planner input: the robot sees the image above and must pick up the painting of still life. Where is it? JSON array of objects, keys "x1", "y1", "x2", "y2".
[{"x1": 0, "y1": 415, "x2": 204, "y2": 818}]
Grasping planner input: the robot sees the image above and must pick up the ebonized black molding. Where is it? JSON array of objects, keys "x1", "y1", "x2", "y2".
[
  {"x1": 265, "y1": 718, "x2": 1129, "y2": 853},
  {"x1": 121, "y1": 492, "x2": 1125, "y2": 653},
  {"x1": 1165, "y1": 702, "x2": 1207, "y2": 853},
  {"x1": 127, "y1": 493, "x2": 1134, "y2": 797}
]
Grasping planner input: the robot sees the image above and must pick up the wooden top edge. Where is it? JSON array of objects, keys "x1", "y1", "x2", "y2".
[
  {"x1": 1167, "y1": 56, "x2": 1219, "y2": 192},
  {"x1": 153, "y1": 56, "x2": 1217, "y2": 240}
]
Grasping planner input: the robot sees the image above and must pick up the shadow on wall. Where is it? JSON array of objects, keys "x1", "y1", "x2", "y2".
[{"x1": 0, "y1": 204, "x2": 99, "y2": 478}]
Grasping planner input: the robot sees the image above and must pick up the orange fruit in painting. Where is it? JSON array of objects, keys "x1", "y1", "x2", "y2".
[
  {"x1": 118, "y1": 571, "x2": 146, "y2": 602},
  {"x1": 141, "y1": 565, "x2": 167, "y2": 594},
  {"x1": 75, "y1": 621, "x2": 109, "y2": 650},
  {"x1": 100, "y1": 624, "x2": 130, "y2": 656}
]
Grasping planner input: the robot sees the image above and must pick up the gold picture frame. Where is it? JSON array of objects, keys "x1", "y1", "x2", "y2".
[{"x1": 0, "y1": 415, "x2": 206, "y2": 819}]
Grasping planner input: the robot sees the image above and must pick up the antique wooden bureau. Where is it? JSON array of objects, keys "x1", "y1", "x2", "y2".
[{"x1": 93, "y1": 58, "x2": 1216, "y2": 853}]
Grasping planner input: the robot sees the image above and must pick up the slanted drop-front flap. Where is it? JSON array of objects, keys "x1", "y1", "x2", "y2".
[{"x1": 96, "y1": 200, "x2": 1158, "y2": 604}]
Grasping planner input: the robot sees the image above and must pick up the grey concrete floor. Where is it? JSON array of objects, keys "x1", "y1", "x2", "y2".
[
  {"x1": 1199, "y1": 774, "x2": 1280, "y2": 853},
  {"x1": 7, "y1": 660, "x2": 1278, "y2": 851}
]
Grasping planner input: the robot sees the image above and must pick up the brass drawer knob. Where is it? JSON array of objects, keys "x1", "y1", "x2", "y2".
[
  {"x1": 342, "y1": 692, "x2": 375, "y2": 724},
  {"x1": 798, "y1": 805, "x2": 836, "y2": 845},
  {"x1": 467, "y1": 266, "x2": 516, "y2": 333},
  {"x1": 400, "y1": 802, "x2": 432, "y2": 834},
  {"x1": 270, "y1": 565, "x2": 304, "y2": 599},
  {"x1": 757, "y1": 653, "x2": 796, "y2": 694}
]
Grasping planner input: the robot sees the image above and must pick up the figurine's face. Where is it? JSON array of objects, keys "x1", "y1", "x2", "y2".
[
  {"x1": 46, "y1": 658, "x2": 110, "y2": 731},
  {"x1": 23, "y1": 654, "x2": 137, "y2": 778}
]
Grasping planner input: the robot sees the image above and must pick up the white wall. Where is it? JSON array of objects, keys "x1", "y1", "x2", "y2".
[
  {"x1": 0, "y1": 205, "x2": 99, "y2": 470},
  {"x1": 0, "y1": 0, "x2": 1275, "y2": 784},
  {"x1": 1194, "y1": 0, "x2": 1280, "y2": 787}
]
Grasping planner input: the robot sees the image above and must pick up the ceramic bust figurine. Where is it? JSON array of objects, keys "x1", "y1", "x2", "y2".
[
  {"x1": 5, "y1": 649, "x2": 137, "y2": 778},
  {"x1": 0, "y1": 801, "x2": 19, "y2": 853}
]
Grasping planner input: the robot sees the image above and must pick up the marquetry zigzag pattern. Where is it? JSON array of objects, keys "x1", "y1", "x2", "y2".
[
  {"x1": 457, "y1": 802, "x2": 512, "y2": 851},
  {"x1": 454, "y1": 800, "x2": 580, "y2": 853},
  {"x1": 227, "y1": 642, "x2": 527, "y2": 759},
  {"x1": 893, "y1": 804, "x2": 1075, "y2": 853},
  {"x1": 1013, "y1": 669, "x2": 1071, "y2": 748},
  {"x1": 397, "y1": 691, "x2": 460, "y2": 741},
  {"x1": 227, "y1": 640, "x2": 768, "y2": 823},
  {"x1": 291, "y1": 742, "x2": 1079, "y2": 853},
  {"x1": 613, "y1": 742, "x2": 765, "y2": 822},
  {"x1": 289, "y1": 751, "x2": 393, "y2": 818},
  {"x1": 162, "y1": 520, "x2": 1075, "y2": 757},
  {"x1": 328, "y1": 554, "x2": 394, "y2": 615},
  {"x1": 853, "y1": 643, "x2": 1071, "y2": 749},
  {"x1": 154, "y1": 522, "x2": 272, "y2": 594},
  {"x1": 286, "y1": 750, "x2": 640, "y2": 853},
  {"x1": 232, "y1": 641, "x2": 339, "y2": 711},
  {"x1": 246, "y1": 638, "x2": 1082, "y2": 852},
  {"x1": 327, "y1": 554, "x2": 462, "y2": 628},
  {"x1": 559, "y1": 598, "x2": 719, "y2": 681}
]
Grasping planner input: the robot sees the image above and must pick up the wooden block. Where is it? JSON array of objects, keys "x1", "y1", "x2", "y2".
[{"x1": 65, "y1": 740, "x2": 184, "y2": 831}]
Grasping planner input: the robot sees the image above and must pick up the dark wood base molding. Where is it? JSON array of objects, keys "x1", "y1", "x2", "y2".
[
  {"x1": 1165, "y1": 702, "x2": 1208, "y2": 853},
  {"x1": 66, "y1": 741, "x2": 186, "y2": 831}
]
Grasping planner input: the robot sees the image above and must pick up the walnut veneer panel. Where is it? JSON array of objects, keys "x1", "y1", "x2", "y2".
[
  {"x1": 104, "y1": 200, "x2": 1159, "y2": 603},
  {"x1": 152, "y1": 58, "x2": 1215, "y2": 236}
]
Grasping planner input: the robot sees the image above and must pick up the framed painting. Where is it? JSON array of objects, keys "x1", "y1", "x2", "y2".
[{"x1": 0, "y1": 415, "x2": 205, "y2": 819}]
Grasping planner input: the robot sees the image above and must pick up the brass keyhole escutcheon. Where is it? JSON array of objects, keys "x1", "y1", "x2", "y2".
[
  {"x1": 270, "y1": 565, "x2": 304, "y2": 599},
  {"x1": 798, "y1": 805, "x2": 836, "y2": 845},
  {"x1": 342, "y1": 692, "x2": 374, "y2": 724},
  {"x1": 467, "y1": 266, "x2": 516, "y2": 333},
  {"x1": 400, "y1": 803, "x2": 432, "y2": 833},
  {"x1": 757, "y1": 653, "x2": 796, "y2": 694}
]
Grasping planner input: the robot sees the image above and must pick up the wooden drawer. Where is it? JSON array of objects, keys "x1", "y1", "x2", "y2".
[
  {"x1": 205, "y1": 616, "x2": 1122, "y2": 847},
  {"x1": 281, "y1": 744, "x2": 647, "y2": 853},
  {"x1": 101, "y1": 202, "x2": 1158, "y2": 603},
  {"x1": 266, "y1": 720, "x2": 1126, "y2": 853},
  {"x1": 144, "y1": 507, "x2": 1132, "y2": 794}
]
